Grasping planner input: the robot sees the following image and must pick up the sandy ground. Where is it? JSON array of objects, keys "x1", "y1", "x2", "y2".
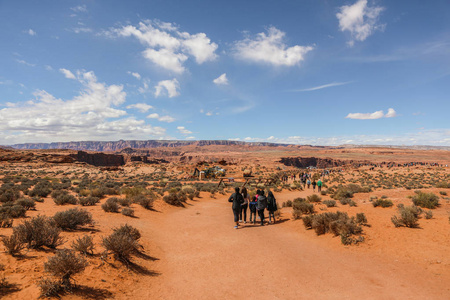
[{"x1": 1, "y1": 187, "x2": 449, "y2": 299}]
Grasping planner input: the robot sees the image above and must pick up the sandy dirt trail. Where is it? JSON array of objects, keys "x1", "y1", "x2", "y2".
[{"x1": 124, "y1": 193, "x2": 449, "y2": 300}]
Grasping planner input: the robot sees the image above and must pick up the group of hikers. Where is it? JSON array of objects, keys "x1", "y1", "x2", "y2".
[{"x1": 228, "y1": 187, "x2": 277, "y2": 229}]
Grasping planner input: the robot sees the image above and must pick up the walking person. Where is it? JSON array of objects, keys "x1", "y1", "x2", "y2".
[
  {"x1": 256, "y1": 190, "x2": 267, "y2": 226},
  {"x1": 307, "y1": 178, "x2": 311, "y2": 189},
  {"x1": 249, "y1": 192, "x2": 258, "y2": 224},
  {"x1": 267, "y1": 191, "x2": 278, "y2": 224},
  {"x1": 240, "y1": 187, "x2": 249, "y2": 223},
  {"x1": 317, "y1": 179, "x2": 322, "y2": 193},
  {"x1": 228, "y1": 187, "x2": 244, "y2": 229},
  {"x1": 312, "y1": 179, "x2": 317, "y2": 192}
]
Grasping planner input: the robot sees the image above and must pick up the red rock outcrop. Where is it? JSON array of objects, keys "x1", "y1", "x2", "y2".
[{"x1": 70, "y1": 151, "x2": 125, "y2": 167}]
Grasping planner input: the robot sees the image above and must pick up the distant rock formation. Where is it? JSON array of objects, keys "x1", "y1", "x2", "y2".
[
  {"x1": 10, "y1": 140, "x2": 291, "y2": 151},
  {"x1": 279, "y1": 157, "x2": 369, "y2": 168},
  {"x1": 70, "y1": 151, "x2": 125, "y2": 167}
]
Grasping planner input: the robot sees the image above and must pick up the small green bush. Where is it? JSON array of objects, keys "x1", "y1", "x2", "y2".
[
  {"x1": 323, "y1": 200, "x2": 336, "y2": 207},
  {"x1": 121, "y1": 207, "x2": 135, "y2": 217},
  {"x1": 71, "y1": 235, "x2": 94, "y2": 255},
  {"x1": 307, "y1": 194, "x2": 322, "y2": 203},
  {"x1": 412, "y1": 192, "x2": 439, "y2": 209},
  {"x1": 14, "y1": 197, "x2": 36, "y2": 210},
  {"x1": 102, "y1": 224, "x2": 141, "y2": 262},
  {"x1": 44, "y1": 249, "x2": 88, "y2": 287},
  {"x1": 53, "y1": 208, "x2": 93, "y2": 230},
  {"x1": 101, "y1": 198, "x2": 120, "y2": 213},
  {"x1": 391, "y1": 205, "x2": 422, "y2": 228},
  {"x1": 13, "y1": 215, "x2": 63, "y2": 249},
  {"x1": 78, "y1": 196, "x2": 100, "y2": 206},
  {"x1": 292, "y1": 198, "x2": 314, "y2": 219},
  {"x1": 372, "y1": 199, "x2": 393, "y2": 208}
]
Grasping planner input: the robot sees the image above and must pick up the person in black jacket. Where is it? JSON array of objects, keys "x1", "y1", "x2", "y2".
[
  {"x1": 256, "y1": 190, "x2": 267, "y2": 226},
  {"x1": 267, "y1": 191, "x2": 278, "y2": 224},
  {"x1": 228, "y1": 187, "x2": 244, "y2": 229}
]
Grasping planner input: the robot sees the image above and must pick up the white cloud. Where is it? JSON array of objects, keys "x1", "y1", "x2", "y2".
[
  {"x1": 28, "y1": 29, "x2": 36, "y2": 36},
  {"x1": 385, "y1": 108, "x2": 397, "y2": 118},
  {"x1": 127, "y1": 103, "x2": 153, "y2": 112},
  {"x1": 213, "y1": 73, "x2": 228, "y2": 85},
  {"x1": 106, "y1": 20, "x2": 218, "y2": 73},
  {"x1": 143, "y1": 48, "x2": 187, "y2": 74},
  {"x1": 345, "y1": 108, "x2": 397, "y2": 120},
  {"x1": 185, "y1": 136, "x2": 196, "y2": 140},
  {"x1": 226, "y1": 130, "x2": 450, "y2": 146},
  {"x1": 127, "y1": 71, "x2": 141, "y2": 80},
  {"x1": 154, "y1": 78, "x2": 180, "y2": 98},
  {"x1": 73, "y1": 27, "x2": 93, "y2": 34},
  {"x1": 177, "y1": 126, "x2": 192, "y2": 135},
  {"x1": 147, "y1": 113, "x2": 175, "y2": 123},
  {"x1": 16, "y1": 59, "x2": 35, "y2": 67},
  {"x1": 291, "y1": 81, "x2": 352, "y2": 92},
  {"x1": 337, "y1": 0, "x2": 385, "y2": 46},
  {"x1": 45, "y1": 65, "x2": 53, "y2": 71},
  {"x1": 71, "y1": 5, "x2": 87, "y2": 12},
  {"x1": 205, "y1": 112, "x2": 213, "y2": 116},
  {"x1": 233, "y1": 26, "x2": 313, "y2": 66},
  {"x1": 59, "y1": 68, "x2": 76, "y2": 79},
  {"x1": 0, "y1": 71, "x2": 166, "y2": 144},
  {"x1": 138, "y1": 79, "x2": 151, "y2": 94}
]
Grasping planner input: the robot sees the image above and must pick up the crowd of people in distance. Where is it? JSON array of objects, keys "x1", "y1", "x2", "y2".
[{"x1": 228, "y1": 187, "x2": 277, "y2": 229}]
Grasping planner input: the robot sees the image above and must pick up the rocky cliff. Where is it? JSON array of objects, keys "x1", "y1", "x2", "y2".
[
  {"x1": 10, "y1": 140, "x2": 291, "y2": 151},
  {"x1": 279, "y1": 157, "x2": 370, "y2": 168},
  {"x1": 70, "y1": 151, "x2": 125, "y2": 167}
]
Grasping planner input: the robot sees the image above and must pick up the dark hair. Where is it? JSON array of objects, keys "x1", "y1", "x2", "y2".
[
  {"x1": 260, "y1": 190, "x2": 265, "y2": 196},
  {"x1": 256, "y1": 189, "x2": 261, "y2": 196},
  {"x1": 234, "y1": 187, "x2": 240, "y2": 193},
  {"x1": 268, "y1": 191, "x2": 274, "y2": 198},
  {"x1": 241, "y1": 187, "x2": 248, "y2": 198}
]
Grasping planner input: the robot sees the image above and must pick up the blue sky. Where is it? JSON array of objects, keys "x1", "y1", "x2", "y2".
[{"x1": 0, "y1": 0, "x2": 449, "y2": 146}]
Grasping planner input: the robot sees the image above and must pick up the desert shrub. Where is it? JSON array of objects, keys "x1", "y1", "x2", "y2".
[
  {"x1": 0, "y1": 204, "x2": 26, "y2": 218},
  {"x1": 163, "y1": 190, "x2": 187, "y2": 206},
  {"x1": 302, "y1": 215, "x2": 313, "y2": 228},
  {"x1": 101, "y1": 198, "x2": 120, "y2": 213},
  {"x1": 14, "y1": 197, "x2": 36, "y2": 210},
  {"x1": 355, "y1": 213, "x2": 368, "y2": 224},
  {"x1": 102, "y1": 224, "x2": 141, "y2": 262},
  {"x1": 53, "y1": 208, "x2": 93, "y2": 230},
  {"x1": 29, "y1": 181, "x2": 51, "y2": 197},
  {"x1": 435, "y1": 182, "x2": 450, "y2": 188},
  {"x1": 52, "y1": 190, "x2": 77, "y2": 205},
  {"x1": 283, "y1": 200, "x2": 293, "y2": 207},
  {"x1": 132, "y1": 194, "x2": 154, "y2": 210},
  {"x1": 44, "y1": 249, "x2": 88, "y2": 287},
  {"x1": 323, "y1": 200, "x2": 336, "y2": 207},
  {"x1": 1, "y1": 233, "x2": 25, "y2": 256},
  {"x1": 372, "y1": 199, "x2": 393, "y2": 208},
  {"x1": 307, "y1": 211, "x2": 363, "y2": 241},
  {"x1": 440, "y1": 191, "x2": 447, "y2": 196},
  {"x1": 292, "y1": 198, "x2": 314, "y2": 219},
  {"x1": 424, "y1": 210, "x2": 433, "y2": 219},
  {"x1": 0, "y1": 189, "x2": 21, "y2": 203},
  {"x1": 391, "y1": 205, "x2": 422, "y2": 228},
  {"x1": 117, "y1": 197, "x2": 132, "y2": 207},
  {"x1": 307, "y1": 194, "x2": 322, "y2": 203},
  {"x1": 71, "y1": 235, "x2": 94, "y2": 255},
  {"x1": 14, "y1": 215, "x2": 63, "y2": 249},
  {"x1": 38, "y1": 278, "x2": 62, "y2": 298},
  {"x1": 331, "y1": 188, "x2": 353, "y2": 200},
  {"x1": 339, "y1": 198, "x2": 357, "y2": 207},
  {"x1": 0, "y1": 215, "x2": 13, "y2": 228},
  {"x1": 78, "y1": 196, "x2": 100, "y2": 206},
  {"x1": 397, "y1": 203, "x2": 404, "y2": 209},
  {"x1": 412, "y1": 192, "x2": 439, "y2": 209},
  {"x1": 121, "y1": 207, "x2": 135, "y2": 217}
]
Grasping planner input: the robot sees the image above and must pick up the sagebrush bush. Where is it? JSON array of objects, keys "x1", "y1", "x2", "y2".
[
  {"x1": 44, "y1": 249, "x2": 88, "y2": 286},
  {"x1": 102, "y1": 198, "x2": 120, "y2": 213},
  {"x1": 303, "y1": 211, "x2": 364, "y2": 244},
  {"x1": 355, "y1": 213, "x2": 368, "y2": 224},
  {"x1": 71, "y1": 235, "x2": 94, "y2": 255},
  {"x1": 307, "y1": 194, "x2": 322, "y2": 203},
  {"x1": 339, "y1": 198, "x2": 357, "y2": 207},
  {"x1": 121, "y1": 207, "x2": 135, "y2": 217},
  {"x1": 0, "y1": 204, "x2": 26, "y2": 218},
  {"x1": 163, "y1": 190, "x2": 187, "y2": 206},
  {"x1": 412, "y1": 192, "x2": 439, "y2": 209},
  {"x1": 78, "y1": 196, "x2": 100, "y2": 206},
  {"x1": 53, "y1": 208, "x2": 93, "y2": 230},
  {"x1": 283, "y1": 200, "x2": 293, "y2": 207},
  {"x1": 292, "y1": 198, "x2": 314, "y2": 219},
  {"x1": 14, "y1": 197, "x2": 36, "y2": 210},
  {"x1": 52, "y1": 190, "x2": 77, "y2": 205},
  {"x1": 13, "y1": 215, "x2": 63, "y2": 249},
  {"x1": 391, "y1": 205, "x2": 422, "y2": 228},
  {"x1": 372, "y1": 199, "x2": 393, "y2": 208},
  {"x1": 1, "y1": 233, "x2": 25, "y2": 256},
  {"x1": 38, "y1": 278, "x2": 62, "y2": 298},
  {"x1": 424, "y1": 210, "x2": 433, "y2": 219},
  {"x1": 102, "y1": 224, "x2": 141, "y2": 262},
  {"x1": 132, "y1": 194, "x2": 154, "y2": 210},
  {"x1": 323, "y1": 200, "x2": 336, "y2": 207},
  {"x1": 29, "y1": 182, "x2": 51, "y2": 197}
]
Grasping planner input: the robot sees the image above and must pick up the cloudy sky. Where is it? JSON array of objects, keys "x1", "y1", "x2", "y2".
[{"x1": 0, "y1": 0, "x2": 449, "y2": 146}]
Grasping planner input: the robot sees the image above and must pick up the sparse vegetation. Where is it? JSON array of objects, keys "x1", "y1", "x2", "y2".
[
  {"x1": 412, "y1": 192, "x2": 440, "y2": 209},
  {"x1": 71, "y1": 235, "x2": 94, "y2": 255},
  {"x1": 102, "y1": 198, "x2": 120, "y2": 213},
  {"x1": 52, "y1": 208, "x2": 93, "y2": 230},
  {"x1": 13, "y1": 215, "x2": 64, "y2": 249},
  {"x1": 391, "y1": 205, "x2": 422, "y2": 228},
  {"x1": 372, "y1": 198, "x2": 394, "y2": 208},
  {"x1": 102, "y1": 224, "x2": 142, "y2": 262}
]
